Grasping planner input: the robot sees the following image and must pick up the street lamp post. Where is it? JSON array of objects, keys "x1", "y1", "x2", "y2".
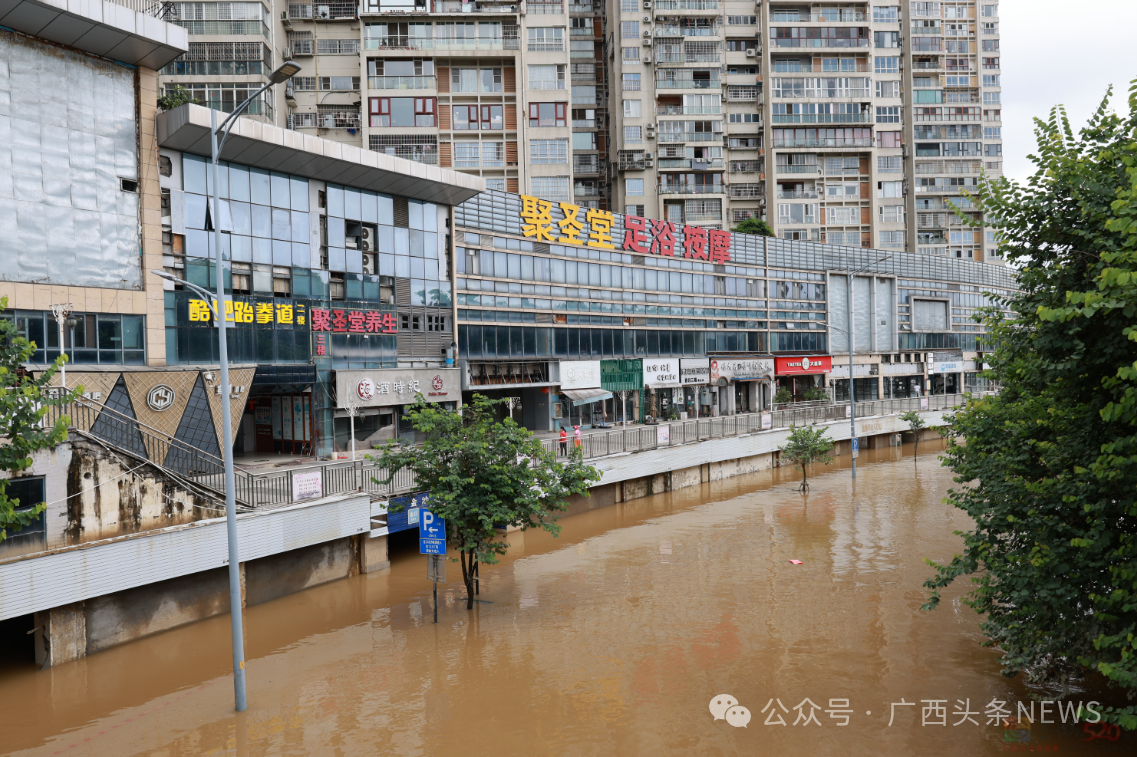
[
  {"x1": 50, "y1": 304, "x2": 72, "y2": 391},
  {"x1": 155, "y1": 60, "x2": 300, "y2": 714}
]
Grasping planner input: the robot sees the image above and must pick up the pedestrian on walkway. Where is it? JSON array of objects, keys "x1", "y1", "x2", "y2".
[
  {"x1": 559, "y1": 426, "x2": 568, "y2": 455},
  {"x1": 573, "y1": 425, "x2": 582, "y2": 449}
]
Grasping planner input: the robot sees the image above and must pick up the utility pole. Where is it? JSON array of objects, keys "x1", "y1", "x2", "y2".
[
  {"x1": 847, "y1": 268, "x2": 857, "y2": 480},
  {"x1": 49, "y1": 304, "x2": 72, "y2": 391}
]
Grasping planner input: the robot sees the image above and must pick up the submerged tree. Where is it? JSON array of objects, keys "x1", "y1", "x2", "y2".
[
  {"x1": 899, "y1": 410, "x2": 927, "y2": 467},
  {"x1": 373, "y1": 394, "x2": 600, "y2": 609},
  {"x1": 923, "y1": 84, "x2": 1137, "y2": 728},
  {"x1": 781, "y1": 425, "x2": 834, "y2": 492},
  {"x1": 0, "y1": 297, "x2": 76, "y2": 541}
]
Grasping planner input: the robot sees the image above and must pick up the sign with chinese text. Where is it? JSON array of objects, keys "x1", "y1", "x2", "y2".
[
  {"x1": 519, "y1": 195, "x2": 732, "y2": 264},
  {"x1": 931, "y1": 361, "x2": 962, "y2": 374},
  {"x1": 334, "y1": 368, "x2": 460, "y2": 408},
  {"x1": 310, "y1": 308, "x2": 397, "y2": 334},
  {"x1": 557, "y1": 360, "x2": 602, "y2": 390},
  {"x1": 679, "y1": 358, "x2": 710, "y2": 386},
  {"x1": 761, "y1": 412, "x2": 772, "y2": 430},
  {"x1": 656, "y1": 425, "x2": 670, "y2": 445},
  {"x1": 774, "y1": 356, "x2": 833, "y2": 375},
  {"x1": 711, "y1": 358, "x2": 774, "y2": 383},
  {"x1": 419, "y1": 509, "x2": 446, "y2": 556},
  {"x1": 292, "y1": 470, "x2": 323, "y2": 502},
  {"x1": 189, "y1": 299, "x2": 307, "y2": 326},
  {"x1": 643, "y1": 358, "x2": 680, "y2": 388}
]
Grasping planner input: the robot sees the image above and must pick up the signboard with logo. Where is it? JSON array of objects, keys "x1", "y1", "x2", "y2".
[
  {"x1": 710, "y1": 358, "x2": 774, "y2": 383},
  {"x1": 335, "y1": 368, "x2": 460, "y2": 408},
  {"x1": 931, "y1": 361, "x2": 962, "y2": 374},
  {"x1": 558, "y1": 360, "x2": 602, "y2": 390},
  {"x1": 679, "y1": 358, "x2": 710, "y2": 386},
  {"x1": 774, "y1": 356, "x2": 833, "y2": 375},
  {"x1": 643, "y1": 358, "x2": 680, "y2": 388}
]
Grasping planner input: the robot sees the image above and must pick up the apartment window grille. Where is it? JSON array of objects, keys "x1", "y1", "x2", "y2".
[
  {"x1": 317, "y1": 39, "x2": 359, "y2": 55},
  {"x1": 531, "y1": 176, "x2": 571, "y2": 203},
  {"x1": 528, "y1": 28, "x2": 565, "y2": 52},
  {"x1": 530, "y1": 139, "x2": 569, "y2": 164},
  {"x1": 529, "y1": 64, "x2": 567, "y2": 90},
  {"x1": 876, "y1": 106, "x2": 901, "y2": 124},
  {"x1": 878, "y1": 206, "x2": 904, "y2": 224},
  {"x1": 626, "y1": 179, "x2": 645, "y2": 196},
  {"x1": 623, "y1": 73, "x2": 641, "y2": 91},
  {"x1": 369, "y1": 134, "x2": 439, "y2": 164},
  {"x1": 727, "y1": 16, "x2": 757, "y2": 25},
  {"x1": 624, "y1": 126, "x2": 643, "y2": 144},
  {"x1": 877, "y1": 155, "x2": 902, "y2": 173},
  {"x1": 879, "y1": 231, "x2": 905, "y2": 248},
  {"x1": 621, "y1": 21, "x2": 640, "y2": 39}
]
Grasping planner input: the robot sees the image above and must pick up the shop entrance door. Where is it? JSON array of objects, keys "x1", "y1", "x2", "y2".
[
  {"x1": 254, "y1": 401, "x2": 274, "y2": 453},
  {"x1": 265, "y1": 392, "x2": 313, "y2": 455}
]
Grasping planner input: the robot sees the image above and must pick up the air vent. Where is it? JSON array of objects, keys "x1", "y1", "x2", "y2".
[
  {"x1": 534, "y1": 242, "x2": 551, "y2": 254},
  {"x1": 120, "y1": 178, "x2": 139, "y2": 193},
  {"x1": 393, "y1": 196, "x2": 410, "y2": 228}
]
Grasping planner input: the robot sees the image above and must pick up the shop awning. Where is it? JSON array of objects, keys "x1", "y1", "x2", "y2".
[{"x1": 560, "y1": 388, "x2": 614, "y2": 406}]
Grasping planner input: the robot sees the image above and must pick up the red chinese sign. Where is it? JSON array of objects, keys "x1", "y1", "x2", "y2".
[
  {"x1": 310, "y1": 308, "x2": 397, "y2": 334},
  {"x1": 774, "y1": 356, "x2": 833, "y2": 375},
  {"x1": 519, "y1": 195, "x2": 731, "y2": 264}
]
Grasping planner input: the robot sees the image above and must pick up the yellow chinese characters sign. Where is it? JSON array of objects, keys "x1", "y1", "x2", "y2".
[
  {"x1": 519, "y1": 195, "x2": 615, "y2": 251},
  {"x1": 189, "y1": 300, "x2": 307, "y2": 326}
]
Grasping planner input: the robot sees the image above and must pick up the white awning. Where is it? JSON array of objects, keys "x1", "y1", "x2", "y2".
[{"x1": 560, "y1": 388, "x2": 613, "y2": 406}]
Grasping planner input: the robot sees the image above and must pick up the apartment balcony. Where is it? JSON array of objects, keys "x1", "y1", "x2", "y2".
[
  {"x1": 771, "y1": 11, "x2": 868, "y2": 23},
  {"x1": 771, "y1": 63, "x2": 871, "y2": 74},
  {"x1": 654, "y1": 0, "x2": 720, "y2": 11},
  {"x1": 372, "y1": 147, "x2": 440, "y2": 165},
  {"x1": 617, "y1": 152, "x2": 651, "y2": 171},
  {"x1": 288, "y1": 2, "x2": 358, "y2": 20},
  {"x1": 658, "y1": 158, "x2": 723, "y2": 170},
  {"x1": 655, "y1": 52, "x2": 722, "y2": 65},
  {"x1": 725, "y1": 86, "x2": 761, "y2": 103},
  {"x1": 656, "y1": 105, "x2": 722, "y2": 115},
  {"x1": 527, "y1": 1, "x2": 566, "y2": 13},
  {"x1": 573, "y1": 156, "x2": 601, "y2": 174},
  {"x1": 776, "y1": 164, "x2": 819, "y2": 174},
  {"x1": 364, "y1": 35, "x2": 519, "y2": 51},
  {"x1": 574, "y1": 184, "x2": 602, "y2": 197},
  {"x1": 772, "y1": 137, "x2": 872, "y2": 148},
  {"x1": 776, "y1": 190, "x2": 819, "y2": 199},
  {"x1": 291, "y1": 111, "x2": 362, "y2": 129},
  {"x1": 771, "y1": 113, "x2": 873, "y2": 125},
  {"x1": 658, "y1": 184, "x2": 724, "y2": 195},
  {"x1": 771, "y1": 38, "x2": 870, "y2": 49},
  {"x1": 728, "y1": 184, "x2": 764, "y2": 199},
  {"x1": 915, "y1": 160, "x2": 983, "y2": 175},
  {"x1": 655, "y1": 78, "x2": 721, "y2": 90},
  {"x1": 659, "y1": 132, "x2": 723, "y2": 143},
  {"x1": 772, "y1": 89, "x2": 871, "y2": 99},
  {"x1": 431, "y1": 1, "x2": 520, "y2": 12},
  {"x1": 368, "y1": 75, "x2": 437, "y2": 90}
]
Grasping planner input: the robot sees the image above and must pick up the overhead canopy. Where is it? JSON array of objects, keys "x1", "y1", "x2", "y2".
[
  {"x1": 560, "y1": 388, "x2": 613, "y2": 406},
  {"x1": 157, "y1": 104, "x2": 485, "y2": 207}
]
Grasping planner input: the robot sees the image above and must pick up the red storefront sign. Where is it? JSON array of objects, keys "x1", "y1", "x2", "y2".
[
  {"x1": 775, "y1": 356, "x2": 832, "y2": 375},
  {"x1": 310, "y1": 308, "x2": 397, "y2": 334}
]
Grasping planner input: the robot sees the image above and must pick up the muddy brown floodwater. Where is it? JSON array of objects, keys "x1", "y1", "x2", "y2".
[{"x1": 0, "y1": 441, "x2": 1129, "y2": 756}]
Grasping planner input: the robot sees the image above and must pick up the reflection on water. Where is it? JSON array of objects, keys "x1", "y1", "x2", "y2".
[{"x1": 0, "y1": 441, "x2": 1127, "y2": 756}]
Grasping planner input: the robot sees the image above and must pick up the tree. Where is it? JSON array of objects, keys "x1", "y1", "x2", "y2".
[
  {"x1": 774, "y1": 386, "x2": 792, "y2": 405},
  {"x1": 731, "y1": 218, "x2": 773, "y2": 237},
  {"x1": 923, "y1": 85, "x2": 1137, "y2": 729},
  {"x1": 0, "y1": 297, "x2": 76, "y2": 541},
  {"x1": 899, "y1": 410, "x2": 927, "y2": 465},
  {"x1": 157, "y1": 85, "x2": 199, "y2": 112},
  {"x1": 372, "y1": 394, "x2": 600, "y2": 609},
  {"x1": 780, "y1": 425, "x2": 833, "y2": 491}
]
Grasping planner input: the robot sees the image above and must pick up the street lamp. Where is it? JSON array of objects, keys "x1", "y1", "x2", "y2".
[{"x1": 49, "y1": 303, "x2": 72, "y2": 390}]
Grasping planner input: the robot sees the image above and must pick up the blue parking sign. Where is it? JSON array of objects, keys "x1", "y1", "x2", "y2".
[{"x1": 419, "y1": 509, "x2": 446, "y2": 555}]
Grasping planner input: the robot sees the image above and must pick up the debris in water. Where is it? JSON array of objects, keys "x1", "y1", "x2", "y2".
[{"x1": 789, "y1": 560, "x2": 803, "y2": 565}]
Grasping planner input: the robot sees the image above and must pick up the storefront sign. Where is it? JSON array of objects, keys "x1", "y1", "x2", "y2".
[
  {"x1": 189, "y1": 299, "x2": 307, "y2": 326},
  {"x1": 558, "y1": 360, "x2": 602, "y2": 390},
  {"x1": 146, "y1": 384, "x2": 175, "y2": 411},
  {"x1": 656, "y1": 426, "x2": 670, "y2": 445},
  {"x1": 774, "y1": 356, "x2": 833, "y2": 375},
  {"x1": 292, "y1": 470, "x2": 323, "y2": 502},
  {"x1": 643, "y1": 358, "x2": 680, "y2": 388},
  {"x1": 761, "y1": 413, "x2": 772, "y2": 430},
  {"x1": 334, "y1": 368, "x2": 460, "y2": 408},
  {"x1": 519, "y1": 195, "x2": 732, "y2": 264},
  {"x1": 311, "y1": 308, "x2": 397, "y2": 334},
  {"x1": 679, "y1": 358, "x2": 710, "y2": 386},
  {"x1": 931, "y1": 361, "x2": 962, "y2": 374},
  {"x1": 711, "y1": 358, "x2": 774, "y2": 383}
]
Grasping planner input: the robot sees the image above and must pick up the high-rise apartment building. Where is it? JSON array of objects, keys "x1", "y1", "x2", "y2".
[{"x1": 159, "y1": 0, "x2": 1002, "y2": 262}]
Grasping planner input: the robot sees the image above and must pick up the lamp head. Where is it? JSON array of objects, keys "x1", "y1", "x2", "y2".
[{"x1": 270, "y1": 61, "x2": 302, "y2": 84}]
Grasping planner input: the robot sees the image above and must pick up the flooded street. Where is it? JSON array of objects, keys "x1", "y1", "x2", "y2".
[{"x1": 0, "y1": 442, "x2": 1127, "y2": 756}]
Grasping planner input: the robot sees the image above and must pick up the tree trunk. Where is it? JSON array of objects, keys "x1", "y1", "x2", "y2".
[{"x1": 461, "y1": 550, "x2": 475, "y2": 610}]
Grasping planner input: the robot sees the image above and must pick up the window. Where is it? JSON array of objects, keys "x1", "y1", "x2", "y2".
[
  {"x1": 624, "y1": 125, "x2": 643, "y2": 144},
  {"x1": 620, "y1": 0, "x2": 638, "y2": 9},
  {"x1": 528, "y1": 27, "x2": 564, "y2": 51},
  {"x1": 626, "y1": 204, "x2": 645, "y2": 216},
  {"x1": 876, "y1": 81, "x2": 900, "y2": 98},
  {"x1": 877, "y1": 180, "x2": 903, "y2": 198},
  {"x1": 529, "y1": 102, "x2": 567, "y2": 127},
  {"x1": 985, "y1": 143, "x2": 1002, "y2": 157},
  {"x1": 623, "y1": 99, "x2": 642, "y2": 118},
  {"x1": 826, "y1": 181, "x2": 858, "y2": 198},
  {"x1": 873, "y1": 6, "x2": 899, "y2": 23},
  {"x1": 875, "y1": 56, "x2": 899, "y2": 74},
  {"x1": 984, "y1": 127, "x2": 1001, "y2": 140},
  {"x1": 531, "y1": 176, "x2": 571, "y2": 202},
  {"x1": 317, "y1": 38, "x2": 359, "y2": 55},
  {"x1": 874, "y1": 31, "x2": 899, "y2": 48},
  {"x1": 452, "y1": 104, "x2": 503, "y2": 130},
  {"x1": 728, "y1": 113, "x2": 760, "y2": 124},
  {"x1": 729, "y1": 137, "x2": 761, "y2": 149},
  {"x1": 878, "y1": 206, "x2": 904, "y2": 224},
  {"x1": 626, "y1": 179, "x2": 644, "y2": 196},
  {"x1": 454, "y1": 142, "x2": 480, "y2": 167},
  {"x1": 726, "y1": 40, "x2": 756, "y2": 52},
  {"x1": 482, "y1": 142, "x2": 504, "y2": 167},
  {"x1": 984, "y1": 109, "x2": 1001, "y2": 121},
  {"x1": 982, "y1": 4, "x2": 998, "y2": 16},
  {"x1": 827, "y1": 207, "x2": 858, "y2": 224},
  {"x1": 572, "y1": 132, "x2": 596, "y2": 150},
  {"x1": 876, "y1": 106, "x2": 901, "y2": 123},
  {"x1": 530, "y1": 139, "x2": 568, "y2": 164},
  {"x1": 621, "y1": 21, "x2": 640, "y2": 39},
  {"x1": 777, "y1": 203, "x2": 818, "y2": 225},
  {"x1": 983, "y1": 74, "x2": 1000, "y2": 87},
  {"x1": 369, "y1": 97, "x2": 436, "y2": 127},
  {"x1": 982, "y1": 21, "x2": 998, "y2": 34},
  {"x1": 879, "y1": 230, "x2": 905, "y2": 248},
  {"x1": 982, "y1": 39, "x2": 999, "y2": 52},
  {"x1": 727, "y1": 16, "x2": 758, "y2": 25},
  {"x1": 623, "y1": 73, "x2": 641, "y2": 91},
  {"x1": 529, "y1": 64, "x2": 566, "y2": 90},
  {"x1": 485, "y1": 178, "x2": 506, "y2": 192},
  {"x1": 451, "y1": 67, "x2": 502, "y2": 93},
  {"x1": 878, "y1": 155, "x2": 902, "y2": 173},
  {"x1": 319, "y1": 76, "x2": 360, "y2": 90},
  {"x1": 949, "y1": 230, "x2": 975, "y2": 245},
  {"x1": 623, "y1": 47, "x2": 640, "y2": 63},
  {"x1": 983, "y1": 92, "x2": 1001, "y2": 104}
]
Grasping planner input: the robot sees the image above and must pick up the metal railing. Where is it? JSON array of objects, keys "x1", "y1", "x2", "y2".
[
  {"x1": 114, "y1": 0, "x2": 177, "y2": 18},
  {"x1": 368, "y1": 75, "x2": 436, "y2": 90}
]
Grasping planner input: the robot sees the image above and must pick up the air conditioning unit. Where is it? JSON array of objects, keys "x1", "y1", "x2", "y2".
[
  {"x1": 643, "y1": 30, "x2": 652, "y2": 38},
  {"x1": 361, "y1": 225, "x2": 375, "y2": 251},
  {"x1": 642, "y1": 38, "x2": 652, "y2": 46},
  {"x1": 362, "y1": 252, "x2": 377, "y2": 275},
  {"x1": 643, "y1": 0, "x2": 652, "y2": 7},
  {"x1": 643, "y1": 16, "x2": 650, "y2": 22},
  {"x1": 745, "y1": 49, "x2": 757, "y2": 58},
  {"x1": 346, "y1": 234, "x2": 359, "y2": 250},
  {"x1": 645, "y1": 125, "x2": 656, "y2": 138},
  {"x1": 285, "y1": 83, "x2": 296, "y2": 100},
  {"x1": 643, "y1": 56, "x2": 652, "y2": 64},
  {"x1": 281, "y1": 11, "x2": 291, "y2": 28}
]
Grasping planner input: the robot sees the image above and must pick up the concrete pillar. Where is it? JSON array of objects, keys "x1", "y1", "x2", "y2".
[
  {"x1": 362, "y1": 533, "x2": 390, "y2": 573},
  {"x1": 34, "y1": 601, "x2": 86, "y2": 668}
]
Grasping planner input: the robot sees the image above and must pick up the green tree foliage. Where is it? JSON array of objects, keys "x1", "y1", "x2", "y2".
[
  {"x1": 899, "y1": 410, "x2": 927, "y2": 463},
  {"x1": 731, "y1": 218, "x2": 773, "y2": 237},
  {"x1": 774, "y1": 386, "x2": 793, "y2": 405},
  {"x1": 924, "y1": 85, "x2": 1137, "y2": 728},
  {"x1": 157, "y1": 85, "x2": 199, "y2": 112},
  {"x1": 372, "y1": 394, "x2": 600, "y2": 609},
  {"x1": 0, "y1": 298, "x2": 76, "y2": 541},
  {"x1": 781, "y1": 425, "x2": 834, "y2": 491}
]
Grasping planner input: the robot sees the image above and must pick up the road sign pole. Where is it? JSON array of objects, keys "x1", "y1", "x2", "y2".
[{"x1": 433, "y1": 577, "x2": 438, "y2": 624}]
